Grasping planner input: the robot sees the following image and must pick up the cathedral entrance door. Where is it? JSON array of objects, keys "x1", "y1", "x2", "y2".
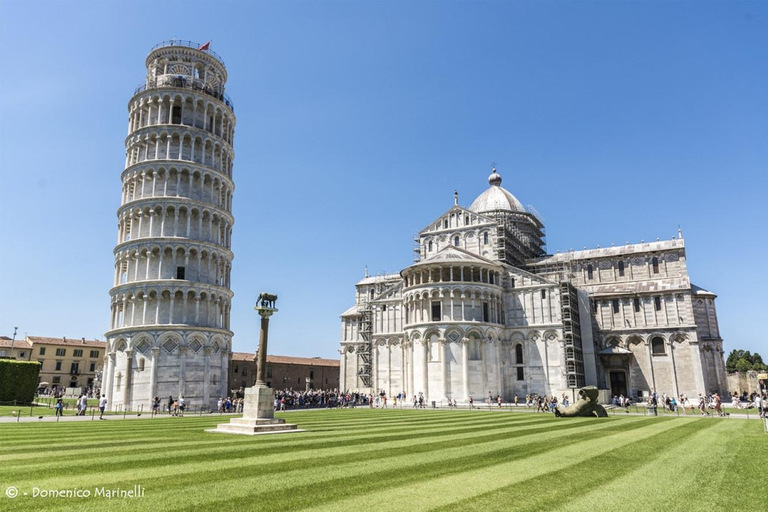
[{"x1": 609, "y1": 371, "x2": 627, "y2": 397}]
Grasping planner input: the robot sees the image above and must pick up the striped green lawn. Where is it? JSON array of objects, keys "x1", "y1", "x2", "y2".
[{"x1": 0, "y1": 410, "x2": 764, "y2": 511}]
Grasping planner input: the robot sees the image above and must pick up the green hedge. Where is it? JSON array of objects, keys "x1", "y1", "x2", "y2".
[{"x1": 0, "y1": 360, "x2": 41, "y2": 403}]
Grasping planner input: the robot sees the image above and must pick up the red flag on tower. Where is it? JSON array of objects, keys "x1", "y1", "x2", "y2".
[{"x1": 198, "y1": 41, "x2": 211, "y2": 51}]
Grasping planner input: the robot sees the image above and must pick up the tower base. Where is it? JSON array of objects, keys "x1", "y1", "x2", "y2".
[{"x1": 205, "y1": 385, "x2": 303, "y2": 436}]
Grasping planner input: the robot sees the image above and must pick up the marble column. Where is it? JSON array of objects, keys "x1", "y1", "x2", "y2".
[
  {"x1": 481, "y1": 340, "x2": 489, "y2": 397},
  {"x1": 408, "y1": 342, "x2": 415, "y2": 399},
  {"x1": 105, "y1": 351, "x2": 116, "y2": 410},
  {"x1": 178, "y1": 346, "x2": 187, "y2": 398},
  {"x1": 461, "y1": 338, "x2": 470, "y2": 401},
  {"x1": 387, "y1": 342, "x2": 393, "y2": 397},
  {"x1": 440, "y1": 338, "x2": 449, "y2": 400},
  {"x1": 372, "y1": 341, "x2": 379, "y2": 393},
  {"x1": 123, "y1": 349, "x2": 133, "y2": 410},
  {"x1": 667, "y1": 339, "x2": 680, "y2": 398},
  {"x1": 203, "y1": 347, "x2": 211, "y2": 409},
  {"x1": 148, "y1": 347, "x2": 159, "y2": 404},
  {"x1": 221, "y1": 349, "x2": 230, "y2": 398},
  {"x1": 688, "y1": 341, "x2": 707, "y2": 394},
  {"x1": 339, "y1": 348, "x2": 347, "y2": 392},
  {"x1": 494, "y1": 339, "x2": 502, "y2": 398},
  {"x1": 421, "y1": 340, "x2": 429, "y2": 399},
  {"x1": 646, "y1": 340, "x2": 657, "y2": 392}
]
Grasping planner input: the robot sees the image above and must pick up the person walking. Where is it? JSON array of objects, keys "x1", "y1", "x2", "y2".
[
  {"x1": 167, "y1": 395, "x2": 174, "y2": 415},
  {"x1": 55, "y1": 398, "x2": 64, "y2": 417},
  {"x1": 514, "y1": 395, "x2": 519, "y2": 407},
  {"x1": 469, "y1": 395, "x2": 474, "y2": 409},
  {"x1": 98, "y1": 394, "x2": 107, "y2": 420},
  {"x1": 497, "y1": 395, "x2": 502, "y2": 408}
]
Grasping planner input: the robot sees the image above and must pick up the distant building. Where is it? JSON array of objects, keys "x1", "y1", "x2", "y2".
[
  {"x1": 15, "y1": 336, "x2": 106, "y2": 393},
  {"x1": 340, "y1": 168, "x2": 728, "y2": 402},
  {"x1": 229, "y1": 352, "x2": 339, "y2": 394},
  {"x1": 0, "y1": 337, "x2": 33, "y2": 361}
]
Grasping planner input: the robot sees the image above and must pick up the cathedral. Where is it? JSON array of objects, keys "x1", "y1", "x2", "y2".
[{"x1": 339, "y1": 168, "x2": 727, "y2": 402}]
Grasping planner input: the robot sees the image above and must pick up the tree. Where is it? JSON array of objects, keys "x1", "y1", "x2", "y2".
[
  {"x1": 726, "y1": 350, "x2": 766, "y2": 372},
  {"x1": 726, "y1": 350, "x2": 744, "y2": 372},
  {"x1": 735, "y1": 358, "x2": 752, "y2": 373}
]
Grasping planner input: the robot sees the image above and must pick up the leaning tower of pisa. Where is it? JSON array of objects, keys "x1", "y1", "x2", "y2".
[{"x1": 104, "y1": 40, "x2": 236, "y2": 411}]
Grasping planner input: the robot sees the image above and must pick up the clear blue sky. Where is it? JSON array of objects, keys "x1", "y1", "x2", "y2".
[{"x1": 1, "y1": 1, "x2": 766, "y2": 358}]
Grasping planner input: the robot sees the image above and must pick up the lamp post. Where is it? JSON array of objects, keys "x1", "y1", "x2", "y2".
[{"x1": 10, "y1": 327, "x2": 18, "y2": 358}]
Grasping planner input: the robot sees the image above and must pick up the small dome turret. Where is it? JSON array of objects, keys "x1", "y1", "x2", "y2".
[
  {"x1": 470, "y1": 167, "x2": 525, "y2": 213},
  {"x1": 488, "y1": 167, "x2": 502, "y2": 186}
]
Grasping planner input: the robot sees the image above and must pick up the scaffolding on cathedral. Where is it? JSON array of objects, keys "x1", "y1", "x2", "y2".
[
  {"x1": 356, "y1": 299, "x2": 373, "y2": 388},
  {"x1": 560, "y1": 281, "x2": 586, "y2": 389}
]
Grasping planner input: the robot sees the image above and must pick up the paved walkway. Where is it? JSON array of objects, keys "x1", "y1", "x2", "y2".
[
  {"x1": 0, "y1": 411, "x2": 242, "y2": 423},
  {"x1": 1, "y1": 404, "x2": 762, "y2": 423}
]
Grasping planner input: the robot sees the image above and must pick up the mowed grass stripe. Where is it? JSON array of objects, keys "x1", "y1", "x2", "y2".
[
  {"x1": 2, "y1": 410, "x2": 758, "y2": 512},
  {"x1": 5, "y1": 416, "x2": 648, "y2": 511},
  {"x1": 4, "y1": 414, "x2": 622, "y2": 488},
  {"x1": 296, "y1": 417, "x2": 709, "y2": 512},
  {"x1": 28, "y1": 417, "x2": 652, "y2": 512},
  {"x1": 552, "y1": 420, "x2": 745, "y2": 512},
  {"x1": 141, "y1": 418, "x2": 665, "y2": 512},
  {"x1": 1, "y1": 414, "x2": 556, "y2": 470},
  {"x1": 0, "y1": 415, "x2": 547, "y2": 460},
  {"x1": 0, "y1": 410, "x2": 533, "y2": 450},
  {"x1": 430, "y1": 418, "x2": 715, "y2": 511},
  {"x1": 0, "y1": 412, "x2": 554, "y2": 464}
]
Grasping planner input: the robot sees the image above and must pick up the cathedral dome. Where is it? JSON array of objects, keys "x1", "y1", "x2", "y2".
[{"x1": 469, "y1": 168, "x2": 525, "y2": 213}]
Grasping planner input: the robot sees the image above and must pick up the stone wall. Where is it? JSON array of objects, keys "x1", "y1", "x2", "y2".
[{"x1": 726, "y1": 371, "x2": 765, "y2": 395}]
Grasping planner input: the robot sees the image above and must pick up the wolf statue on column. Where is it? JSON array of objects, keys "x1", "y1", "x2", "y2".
[{"x1": 554, "y1": 386, "x2": 608, "y2": 418}]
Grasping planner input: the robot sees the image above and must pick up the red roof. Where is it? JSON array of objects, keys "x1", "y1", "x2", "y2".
[
  {"x1": 26, "y1": 336, "x2": 106, "y2": 349},
  {"x1": 0, "y1": 339, "x2": 32, "y2": 349},
  {"x1": 231, "y1": 352, "x2": 339, "y2": 367}
]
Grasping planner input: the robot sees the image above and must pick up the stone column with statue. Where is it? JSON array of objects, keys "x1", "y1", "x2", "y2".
[{"x1": 206, "y1": 293, "x2": 302, "y2": 435}]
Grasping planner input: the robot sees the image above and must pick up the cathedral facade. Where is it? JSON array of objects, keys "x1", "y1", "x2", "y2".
[{"x1": 339, "y1": 169, "x2": 727, "y2": 402}]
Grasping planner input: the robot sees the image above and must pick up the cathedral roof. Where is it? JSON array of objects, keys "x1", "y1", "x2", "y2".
[
  {"x1": 340, "y1": 305, "x2": 360, "y2": 317},
  {"x1": 691, "y1": 284, "x2": 716, "y2": 297},
  {"x1": 410, "y1": 246, "x2": 499, "y2": 268},
  {"x1": 469, "y1": 168, "x2": 526, "y2": 214}
]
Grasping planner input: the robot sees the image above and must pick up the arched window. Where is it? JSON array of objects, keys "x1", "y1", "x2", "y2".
[
  {"x1": 370, "y1": 289, "x2": 375, "y2": 299},
  {"x1": 428, "y1": 240, "x2": 433, "y2": 252},
  {"x1": 651, "y1": 337, "x2": 666, "y2": 355},
  {"x1": 618, "y1": 261, "x2": 625, "y2": 277},
  {"x1": 652, "y1": 257, "x2": 659, "y2": 274},
  {"x1": 444, "y1": 219, "x2": 449, "y2": 228},
  {"x1": 587, "y1": 264, "x2": 594, "y2": 280},
  {"x1": 454, "y1": 236, "x2": 460, "y2": 247},
  {"x1": 483, "y1": 232, "x2": 489, "y2": 245},
  {"x1": 515, "y1": 343, "x2": 523, "y2": 364},
  {"x1": 465, "y1": 215, "x2": 469, "y2": 225}
]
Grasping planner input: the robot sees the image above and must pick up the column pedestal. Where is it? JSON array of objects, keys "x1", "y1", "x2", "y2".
[{"x1": 206, "y1": 385, "x2": 302, "y2": 436}]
